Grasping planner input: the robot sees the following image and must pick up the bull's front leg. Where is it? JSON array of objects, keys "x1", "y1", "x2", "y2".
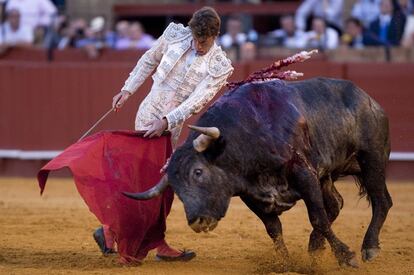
[
  {"x1": 308, "y1": 176, "x2": 343, "y2": 253},
  {"x1": 241, "y1": 196, "x2": 289, "y2": 267},
  {"x1": 291, "y1": 163, "x2": 358, "y2": 268}
]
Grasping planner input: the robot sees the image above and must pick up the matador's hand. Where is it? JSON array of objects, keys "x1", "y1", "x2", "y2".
[
  {"x1": 112, "y1": 90, "x2": 131, "y2": 111},
  {"x1": 143, "y1": 118, "x2": 168, "y2": 138}
]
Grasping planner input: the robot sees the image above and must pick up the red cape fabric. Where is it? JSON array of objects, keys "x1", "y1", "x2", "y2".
[{"x1": 37, "y1": 130, "x2": 174, "y2": 262}]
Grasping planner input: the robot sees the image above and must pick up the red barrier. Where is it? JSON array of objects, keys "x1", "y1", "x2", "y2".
[
  {"x1": 1, "y1": 62, "x2": 137, "y2": 149},
  {"x1": 346, "y1": 63, "x2": 414, "y2": 152},
  {"x1": 0, "y1": 50, "x2": 413, "y2": 179}
]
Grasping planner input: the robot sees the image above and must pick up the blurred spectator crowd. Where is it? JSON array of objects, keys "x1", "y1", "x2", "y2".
[
  {"x1": 1, "y1": 0, "x2": 414, "y2": 60},
  {"x1": 265, "y1": 0, "x2": 413, "y2": 52},
  {"x1": 0, "y1": 0, "x2": 156, "y2": 58}
]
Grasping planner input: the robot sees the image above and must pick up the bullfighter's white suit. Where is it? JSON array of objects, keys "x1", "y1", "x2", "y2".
[{"x1": 121, "y1": 22, "x2": 234, "y2": 145}]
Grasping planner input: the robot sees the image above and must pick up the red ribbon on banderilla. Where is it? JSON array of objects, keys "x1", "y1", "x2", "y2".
[{"x1": 226, "y1": 49, "x2": 318, "y2": 89}]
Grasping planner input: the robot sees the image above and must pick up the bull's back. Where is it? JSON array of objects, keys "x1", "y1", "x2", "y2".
[
  {"x1": 287, "y1": 77, "x2": 389, "y2": 170},
  {"x1": 207, "y1": 77, "x2": 388, "y2": 159},
  {"x1": 286, "y1": 77, "x2": 388, "y2": 141},
  {"x1": 287, "y1": 77, "x2": 376, "y2": 117},
  {"x1": 230, "y1": 78, "x2": 388, "y2": 170}
]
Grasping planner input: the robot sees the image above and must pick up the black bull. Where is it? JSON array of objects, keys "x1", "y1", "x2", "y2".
[{"x1": 124, "y1": 77, "x2": 392, "y2": 268}]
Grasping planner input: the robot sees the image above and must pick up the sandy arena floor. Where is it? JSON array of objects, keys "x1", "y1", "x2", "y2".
[{"x1": 0, "y1": 177, "x2": 413, "y2": 275}]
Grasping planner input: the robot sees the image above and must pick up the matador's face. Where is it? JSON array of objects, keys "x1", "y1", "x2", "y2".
[{"x1": 192, "y1": 35, "x2": 216, "y2": 56}]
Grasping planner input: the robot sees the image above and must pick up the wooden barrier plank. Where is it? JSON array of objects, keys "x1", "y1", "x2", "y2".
[{"x1": 0, "y1": 65, "x2": 15, "y2": 148}]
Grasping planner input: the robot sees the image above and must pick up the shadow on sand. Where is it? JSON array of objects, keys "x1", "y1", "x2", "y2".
[{"x1": 0, "y1": 246, "x2": 124, "y2": 270}]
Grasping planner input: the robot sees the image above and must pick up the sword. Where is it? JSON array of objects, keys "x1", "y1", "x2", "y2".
[{"x1": 77, "y1": 107, "x2": 115, "y2": 142}]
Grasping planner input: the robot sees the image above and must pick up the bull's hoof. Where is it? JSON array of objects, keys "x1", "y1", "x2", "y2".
[
  {"x1": 274, "y1": 256, "x2": 291, "y2": 273},
  {"x1": 308, "y1": 231, "x2": 326, "y2": 252},
  {"x1": 361, "y1": 247, "x2": 381, "y2": 262},
  {"x1": 274, "y1": 247, "x2": 290, "y2": 272},
  {"x1": 339, "y1": 252, "x2": 359, "y2": 268},
  {"x1": 309, "y1": 249, "x2": 325, "y2": 271},
  {"x1": 309, "y1": 249, "x2": 324, "y2": 258}
]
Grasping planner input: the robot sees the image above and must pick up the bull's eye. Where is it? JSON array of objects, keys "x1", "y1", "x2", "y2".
[{"x1": 194, "y1": 168, "x2": 203, "y2": 177}]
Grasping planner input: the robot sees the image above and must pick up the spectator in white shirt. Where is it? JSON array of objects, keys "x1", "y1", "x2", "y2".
[
  {"x1": 0, "y1": 8, "x2": 33, "y2": 47},
  {"x1": 351, "y1": 0, "x2": 382, "y2": 28},
  {"x1": 219, "y1": 16, "x2": 248, "y2": 49},
  {"x1": 295, "y1": 0, "x2": 344, "y2": 33},
  {"x1": 107, "y1": 20, "x2": 129, "y2": 48},
  {"x1": 115, "y1": 22, "x2": 155, "y2": 50},
  {"x1": 268, "y1": 14, "x2": 307, "y2": 49},
  {"x1": 6, "y1": 0, "x2": 57, "y2": 32},
  {"x1": 401, "y1": 3, "x2": 414, "y2": 47},
  {"x1": 304, "y1": 16, "x2": 339, "y2": 50}
]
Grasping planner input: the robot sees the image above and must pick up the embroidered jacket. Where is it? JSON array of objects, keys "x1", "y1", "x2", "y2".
[{"x1": 121, "y1": 22, "x2": 233, "y2": 131}]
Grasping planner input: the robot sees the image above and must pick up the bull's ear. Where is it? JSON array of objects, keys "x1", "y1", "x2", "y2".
[{"x1": 203, "y1": 135, "x2": 226, "y2": 161}]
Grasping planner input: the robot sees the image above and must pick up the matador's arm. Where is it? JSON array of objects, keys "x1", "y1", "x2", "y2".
[{"x1": 121, "y1": 34, "x2": 166, "y2": 94}]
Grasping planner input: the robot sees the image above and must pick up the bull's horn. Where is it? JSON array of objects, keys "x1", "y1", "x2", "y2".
[
  {"x1": 188, "y1": 125, "x2": 220, "y2": 152},
  {"x1": 122, "y1": 175, "x2": 169, "y2": 200},
  {"x1": 188, "y1": 125, "x2": 220, "y2": 139}
]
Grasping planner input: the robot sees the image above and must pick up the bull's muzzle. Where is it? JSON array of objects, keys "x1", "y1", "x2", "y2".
[{"x1": 189, "y1": 216, "x2": 219, "y2": 233}]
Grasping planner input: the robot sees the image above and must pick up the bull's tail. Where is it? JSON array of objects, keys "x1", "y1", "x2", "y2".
[{"x1": 352, "y1": 175, "x2": 370, "y2": 203}]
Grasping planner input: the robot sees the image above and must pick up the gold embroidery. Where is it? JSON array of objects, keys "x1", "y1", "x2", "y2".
[
  {"x1": 208, "y1": 48, "x2": 233, "y2": 78},
  {"x1": 164, "y1": 23, "x2": 191, "y2": 43}
]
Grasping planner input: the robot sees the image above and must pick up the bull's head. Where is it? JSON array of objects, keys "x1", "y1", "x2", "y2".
[{"x1": 123, "y1": 125, "x2": 237, "y2": 233}]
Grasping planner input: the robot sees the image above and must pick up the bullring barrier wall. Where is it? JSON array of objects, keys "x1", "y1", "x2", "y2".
[{"x1": 0, "y1": 49, "x2": 413, "y2": 179}]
